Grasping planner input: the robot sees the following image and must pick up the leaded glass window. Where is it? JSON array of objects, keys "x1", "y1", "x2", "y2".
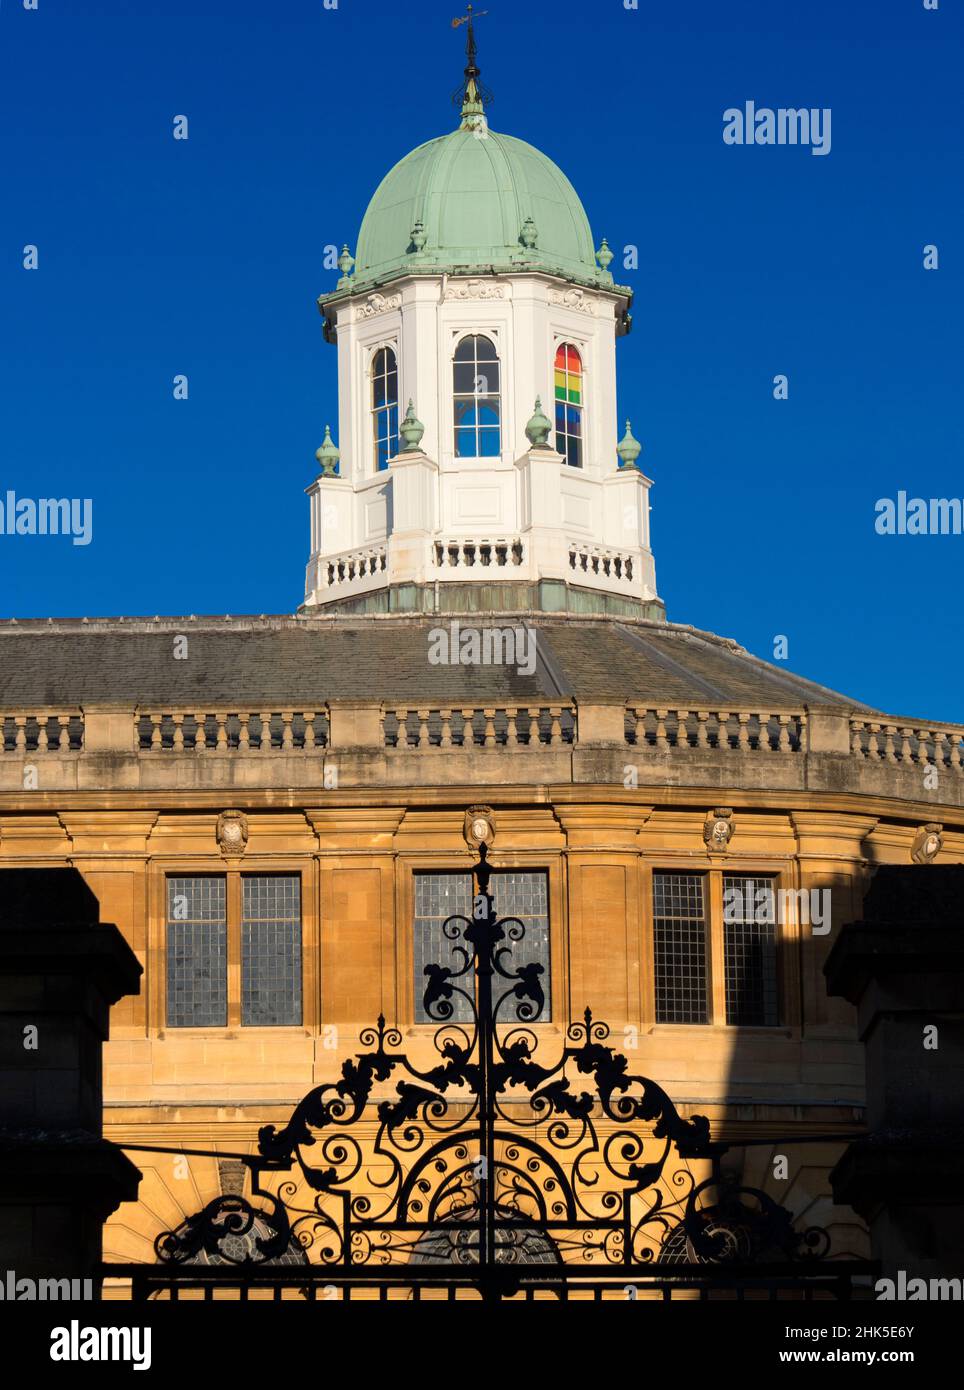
[
  {"x1": 414, "y1": 870, "x2": 550, "y2": 1022},
  {"x1": 453, "y1": 335, "x2": 501, "y2": 458},
  {"x1": 242, "y1": 875, "x2": 303, "y2": 1026},
  {"x1": 372, "y1": 346, "x2": 399, "y2": 470},
  {"x1": 167, "y1": 877, "x2": 227, "y2": 1028},
  {"x1": 722, "y1": 874, "x2": 779, "y2": 1025},
  {"x1": 554, "y1": 343, "x2": 583, "y2": 468},
  {"x1": 166, "y1": 873, "x2": 303, "y2": 1028},
  {"x1": 653, "y1": 872, "x2": 707, "y2": 1024}
]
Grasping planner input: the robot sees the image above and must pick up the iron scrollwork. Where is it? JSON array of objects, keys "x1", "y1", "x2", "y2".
[{"x1": 156, "y1": 846, "x2": 833, "y2": 1280}]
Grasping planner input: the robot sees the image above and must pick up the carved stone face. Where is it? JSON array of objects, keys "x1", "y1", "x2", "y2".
[
  {"x1": 472, "y1": 817, "x2": 490, "y2": 843},
  {"x1": 925, "y1": 834, "x2": 940, "y2": 858},
  {"x1": 712, "y1": 821, "x2": 729, "y2": 844}
]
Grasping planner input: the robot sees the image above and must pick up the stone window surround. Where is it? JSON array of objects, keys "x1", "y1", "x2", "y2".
[
  {"x1": 149, "y1": 858, "x2": 316, "y2": 1037},
  {"x1": 647, "y1": 863, "x2": 800, "y2": 1032}
]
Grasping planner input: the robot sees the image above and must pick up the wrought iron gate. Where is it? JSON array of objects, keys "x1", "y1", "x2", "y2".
[{"x1": 106, "y1": 847, "x2": 874, "y2": 1301}]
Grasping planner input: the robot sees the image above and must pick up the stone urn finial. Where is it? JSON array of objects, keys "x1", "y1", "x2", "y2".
[
  {"x1": 525, "y1": 397, "x2": 553, "y2": 449},
  {"x1": 595, "y1": 237, "x2": 614, "y2": 273},
  {"x1": 520, "y1": 216, "x2": 538, "y2": 250},
  {"x1": 410, "y1": 219, "x2": 427, "y2": 253},
  {"x1": 337, "y1": 243, "x2": 355, "y2": 287},
  {"x1": 617, "y1": 419, "x2": 642, "y2": 469},
  {"x1": 315, "y1": 425, "x2": 340, "y2": 476},
  {"x1": 399, "y1": 400, "x2": 425, "y2": 452}
]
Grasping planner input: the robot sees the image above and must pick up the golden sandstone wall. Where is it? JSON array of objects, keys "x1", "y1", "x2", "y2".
[{"x1": 2, "y1": 696, "x2": 963, "y2": 1280}]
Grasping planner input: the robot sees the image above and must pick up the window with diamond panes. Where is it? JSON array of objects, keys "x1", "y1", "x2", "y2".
[
  {"x1": 167, "y1": 877, "x2": 227, "y2": 1028},
  {"x1": 453, "y1": 335, "x2": 501, "y2": 458},
  {"x1": 722, "y1": 874, "x2": 779, "y2": 1026},
  {"x1": 242, "y1": 875, "x2": 303, "y2": 1026},
  {"x1": 652, "y1": 872, "x2": 708, "y2": 1024},
  {"x1": 414, "y1": 870, "x2": 551, "y2": 1022}
]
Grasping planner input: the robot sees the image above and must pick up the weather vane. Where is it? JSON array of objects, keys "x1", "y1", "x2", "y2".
[{"x1": 451, "y1": 4, "x2": 493, "y2": 112}]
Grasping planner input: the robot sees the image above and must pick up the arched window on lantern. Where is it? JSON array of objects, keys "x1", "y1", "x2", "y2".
[
  {"x1": 554, "y1": 343, "x2": 584, "y2": 468},
  {"x1": 371, "y1": 346, "x2": 399, "y2": 471},
  {"x1": 453, "y1": 335, "x2": 501, "y2": 458}
]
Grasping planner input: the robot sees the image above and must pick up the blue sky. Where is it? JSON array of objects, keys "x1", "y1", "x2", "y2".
[{"x1": 1, "y1": 0, "x2": 961, "y2": 721}]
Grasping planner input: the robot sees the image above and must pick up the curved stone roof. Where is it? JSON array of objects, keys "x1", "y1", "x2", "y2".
[{"x1": 0, "y1": 613, "x2": 874, "y2": 712}]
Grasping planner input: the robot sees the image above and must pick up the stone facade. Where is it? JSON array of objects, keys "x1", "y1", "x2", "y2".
[{"x1": 2, "y1": 618, "x2": 962, "y2": 1282}]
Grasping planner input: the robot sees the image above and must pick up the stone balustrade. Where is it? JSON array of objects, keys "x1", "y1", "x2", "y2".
[
  {"x1": 0, "y1": 710, "x2": 84, "y2": 753},
  {"x1": 319, "y1": 545, "x2": 388, "y2": 591},
  {"x1": 430, "y1": 538, "x2": 525, "y2": 570},
  {"x1": 383, "y1": 705, "x2": 575, "y2": 748},
  {"x1": 850, "y1": 718, "x2": 964, "y2": 771},
  {"x1": 136, "y1": 710, "x2": 329, "y2": 751},
  {"x1": 626, "y1": 707, "x2": 805, "y2": 753},
  {"x1": 568, "y1": 542, "x2": 637, "y2": 588},
  {"x1": 0, "y1": 702, "x2": 962, "y2": 809}
]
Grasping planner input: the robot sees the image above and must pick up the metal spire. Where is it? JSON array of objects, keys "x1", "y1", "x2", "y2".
[{"x1": 452, "y1": 5, "x2": 493, "y2": 123}]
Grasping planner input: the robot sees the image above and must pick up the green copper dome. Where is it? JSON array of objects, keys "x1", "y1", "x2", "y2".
[{"x1": 347, "y1": 122, "x2": 608, "y2": 291}]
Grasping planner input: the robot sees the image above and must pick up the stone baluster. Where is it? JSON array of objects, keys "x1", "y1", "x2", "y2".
[
  {"x1": 439, "y1": 709, "x2": 452, "y2": 749},
  {"x1": 851, "y1": 720, "x2": 864, "y2": 756},
  {"x1": 899, "y1": 727, "x2": 914, "y2": 765},
  {"x1": 778, "y1": 714, "x2": 791, "y2": 752},
  {"x1": 737, "y1": 713, "x2": 751, "y2": 751},
  {"x1": 949, "y1": 732, "x2": 962, "y2": 772},
  {"x1": 259, "y1": 711, "x2": 273, "y2": 752},
  {"x1": 238, "y1": 714, "x2": 251, "y2": 751},
  {"x1": 57, "y1": 715, "x2": 71, "y2": 752},
  {"x1": 882, "y1": 725, "x2": 898, "y2": 763},
  {"x1": 281, "y1": 711, "x2": 294, "y2": 752},
  {"x1": 14, "y1": 716, "x2": 27, "y2": 753},
  {"x1": 505, "y1": 707, "x2": 518, "y2": 746},
  {"x1": 483, "y1": 709, "x2": 496, "y2": 748},
  {"x1": 695, "y1": 710, "x2": 709, "y2": 749},
  {"x1": 418, "y1": 708, "x2": 431, "y2": 747},
  {"x1": 216, "y1": 712, "x2": 228, "y2": 752},
  {"x1": 303, "y1": 713, "x2": 316, "y2": 750},
  {"x1": 172, "y1": 714, "x2": 185, "y2": 752},
  {"x1": 915, "y1": 728, "x2": 931, "y2": 767},
  {"x1": 549, "y1": 707, "x2": 562, "y2": 745},
  {"x1": 654, "y1": 709, "x2": 668, "y2": 751},
  {"x1": 716, "y1": 712, "x2": 730, "y2": 750},
  {"x1": 37, "y1": 715, "x2": 49, "y2": 754},
  {"x1": 866, "y1": 723, "x2": 880, "y2": 759},
  {"x1": 194, "y1": 713, "x2": 207, "y2": 752},
  {"x1": 525, "y1": 707, "x2": 540, "y2": 746},
  {"x1": 461, "y1": 709, "x2": 475, "y2": 747},
  {"x1": 150, "y1": 714, "x2": 162, "y2": 750}
]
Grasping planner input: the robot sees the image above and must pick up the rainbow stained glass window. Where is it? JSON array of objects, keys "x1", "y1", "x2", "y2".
[
  {"x1": 554, "y1": 343, "x2": 583, "y2": 468},
  {"x1": 371, "y1": 346, "x2": 399, "y2": 471}
]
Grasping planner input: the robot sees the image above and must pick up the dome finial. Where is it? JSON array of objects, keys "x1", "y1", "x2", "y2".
[{"x1": 452, "y1": 5, "x2": 493, "y2": 128}]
